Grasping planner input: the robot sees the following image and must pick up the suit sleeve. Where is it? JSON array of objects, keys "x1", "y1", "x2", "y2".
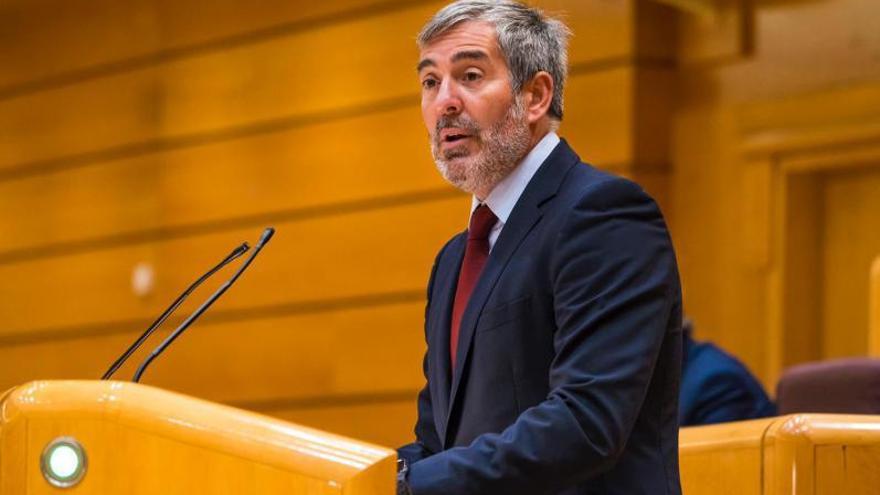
[
  {"x1": 406, "y1": 178, "x2": 680, "y2": 495},
  {"x1": 397, "y1": 242, "x2": 448, "y2": 465},
  {"x1": 397, "y1": 354, "x2": 443, "y2": 464}
]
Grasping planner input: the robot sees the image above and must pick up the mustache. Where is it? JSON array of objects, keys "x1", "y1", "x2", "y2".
[{"x1": 434, "y1": 115, "x2": 480, "y2": 137}]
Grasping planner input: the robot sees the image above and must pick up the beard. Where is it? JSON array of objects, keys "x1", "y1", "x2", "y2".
[{"x1": 430, "y1": 97, "x2": 532, "y2": 197}]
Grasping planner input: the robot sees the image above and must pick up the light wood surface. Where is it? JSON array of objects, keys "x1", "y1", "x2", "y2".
[
  {"x1": 672, "y1": 0, "x2": 880, "y2": 386},
  {"x1": 0, "y1": 0, "x2": 417, "y2": 91},
  {"x1": 821, "y1": 170, "x2": 880, "y2": 359},
  {"x1": 0, "y1": 380, "x2": 396, "y2": 494},
  {"x1": 273, "y1": 399, "x2": 417, "y2": 448},
  {"x1": 739, "y1": 89, "x2": 880, "y2": 383},
  {"x1": 0, "y1": 198, "x2": 463, "y2": 335},
  {"x1": 680, "y1": 414, "x2": 880, "y2": 495},
  {"x1": 870, "y1": 256, "x2": 880, "y2": 357},
  {"x1": 0, "y1": 0, "x2": 632, "y2": 95},
  {"x1": 0, "y1": 70, "x2": 632, "y2": 258},
  {"x1": 764, "y1": 414, "x2": 880, "y2": 495},
  {"x1": 8, "y1": 0, "x2": 878, "y2": 457},
  {"x1": 0, "y1": 0, "x2": 681, "y2": 449},
  {"x1": 680, "y1": 418, "x2": 769, "y2": 495},
  {"x1": 0, "y1": 0, "x2": 629, "y2": 172},
  {"x1": 0, "y1": 303, "x2": 425, "y2": 406}
]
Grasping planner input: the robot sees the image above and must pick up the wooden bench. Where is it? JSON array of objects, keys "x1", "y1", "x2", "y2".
[{"x1": 680, "y1": 414, "x2": 880, "y2": 494}]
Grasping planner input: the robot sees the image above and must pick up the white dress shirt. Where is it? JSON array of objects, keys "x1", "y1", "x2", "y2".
[{"x1": 470, "y1": 131, "x2": 560, "y2": 251}]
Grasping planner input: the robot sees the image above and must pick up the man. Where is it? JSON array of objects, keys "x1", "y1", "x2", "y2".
[
  {"x1": 397, "y1": 1, "x2": 682, "y2": 494},
  {"x1": 679, "y1": 319, "x2": 776, "y2": 426}
]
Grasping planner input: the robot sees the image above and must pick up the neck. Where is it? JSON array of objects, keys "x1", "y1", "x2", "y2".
[{"x1": 528, "y1": 119, "x2": 552, "y2": 150}]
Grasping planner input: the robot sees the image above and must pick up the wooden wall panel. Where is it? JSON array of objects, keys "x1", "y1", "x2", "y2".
[
  {"x1": 871, "y1": 256, "x2": 880, "y2": 357},
  {"x1": 671, "y1": 0, "x2": 880, "y2": 384},
  {"x1": 0, "y1": 0, "x2": 630, "y2": 173},
  {"x1": 0, "y1": 67, "x2": 634, "y2": 264},
  {"x1": 563, "y1": 67, "x2": 633, "y2": 169},
  {"x1": 0, "y1": 0, "x2": 655, "y2": 445},
  {"x1": 0, "y1": 0, "x2": 631, "y2": 95},
  {"x1": 0, "y1": 2, "x2": 429, "y2": 170},
  {"x1": 0, "y1": 197, "x2": 465, "y2": 335},
  {"x1": 781, "y1": 173, "x2": 823, "y2": 366},
  {"x1": 0, "y1": 105, "x2": 442, "y2": 256},
  {"x1": 0, "y1": 0, "x2": 423, "y2": 91},
  {"x1": 633, "y1": 66, "x2": 675, "y2": 169},
  {"x1": 821, "y1": 168, "x2": 880, "y2": 359},
  {"x1": 0, "y1": 303, "x2": 425, "y2": 405},
  {"x1": 0, "y1": 71, "x2": 631, "y2": 257}
]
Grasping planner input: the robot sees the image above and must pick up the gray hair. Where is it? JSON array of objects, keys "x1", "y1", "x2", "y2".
[{"x1": 418, "y1": 0, "x2": 571, "y2": 121}]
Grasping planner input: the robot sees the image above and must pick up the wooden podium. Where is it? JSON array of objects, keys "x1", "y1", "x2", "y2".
[{"x1": 0, "y1": 381, "x2": 396, "y2": 494}]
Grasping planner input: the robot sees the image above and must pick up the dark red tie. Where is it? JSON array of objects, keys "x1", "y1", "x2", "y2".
[{"x1": 450, "y1": 204, "x2": 498, "y2": 369}]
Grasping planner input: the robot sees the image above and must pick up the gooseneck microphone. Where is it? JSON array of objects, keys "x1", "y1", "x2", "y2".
[
  {"x1": 101, "y1": 242, "x2": 250, "y2": 380},
  {"x1": 132, "y1": 227, "x2": 275, "y2": 383}
]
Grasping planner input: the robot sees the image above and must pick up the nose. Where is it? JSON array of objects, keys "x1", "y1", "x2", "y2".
[{"x1": 435, "y1": 79, "x2": 462, "y2": 117}]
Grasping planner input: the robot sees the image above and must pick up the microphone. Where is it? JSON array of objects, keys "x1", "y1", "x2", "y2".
[
  {"x1": 132, "y1": 227, "x2": 276, "y2": 383},
  {"x1": 101, "y1": 242, "x2": 250, "y2": 380}
]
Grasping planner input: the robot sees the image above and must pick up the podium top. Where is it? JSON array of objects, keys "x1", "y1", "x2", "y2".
[{"x1": 0, "y1": 380, "x2": 396, "y2": 483}]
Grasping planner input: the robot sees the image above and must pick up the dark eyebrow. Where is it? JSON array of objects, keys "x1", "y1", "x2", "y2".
[
  {"x1": 450, "y1": 50, "x2": 489, "y2": 64},
  {"x1": 417, "y1": 50, "x2": 490, "y2": 73},
  {"x1": 417, "y1": 58, "x2": 435, "y2": 73}
]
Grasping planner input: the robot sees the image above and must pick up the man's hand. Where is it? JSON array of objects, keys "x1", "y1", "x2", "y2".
[{"x1": 397, "y1": 458, "x2": 413, "y2": 495}]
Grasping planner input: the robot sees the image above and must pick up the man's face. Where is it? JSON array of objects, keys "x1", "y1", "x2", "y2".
[{"x1": 418, "y1": 21, "x2": 531, "y2": 197}]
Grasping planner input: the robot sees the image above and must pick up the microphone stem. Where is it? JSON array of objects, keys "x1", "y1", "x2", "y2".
[
  {"x1": 101, "y1": 242, "x2": 248, "y2": 380},
  {"x1": 132, "y1": 230, "x2": 273, "y2": 383}
]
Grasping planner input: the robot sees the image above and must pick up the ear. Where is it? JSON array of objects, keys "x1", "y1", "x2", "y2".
[{"x1": 522, "y1": 71, "x2": 554, "y2": 124}]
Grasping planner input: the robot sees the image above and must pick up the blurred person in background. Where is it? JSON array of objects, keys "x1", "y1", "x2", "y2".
[{"x1": 679, "y1": 319, "x2": 776, "y2": 426}]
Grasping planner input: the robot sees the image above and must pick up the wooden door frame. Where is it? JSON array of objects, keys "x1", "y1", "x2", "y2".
[{"x1": 738, "y1": 83, "x2": 880, "y2": 386}]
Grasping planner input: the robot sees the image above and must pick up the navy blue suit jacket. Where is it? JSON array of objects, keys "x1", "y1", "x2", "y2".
[
  {"x1": 679, "y1": 335, "x2": 776, "y2": 426},
  {"x1": 398, "y1": 140, "x2": 683, "y2": 495}
]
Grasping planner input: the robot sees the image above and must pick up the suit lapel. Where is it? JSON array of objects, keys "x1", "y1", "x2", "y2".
[
  {"x1": 428, "y1": 233, "x2": 466, "y2": 443},
  {"x1": 443, "y1": 139, "x2": 580, "y2": 446}
]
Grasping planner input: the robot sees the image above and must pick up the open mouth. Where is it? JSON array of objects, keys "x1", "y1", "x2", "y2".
[{"x1": 443, "y1": 133, "x2": 470, "y2": 144}]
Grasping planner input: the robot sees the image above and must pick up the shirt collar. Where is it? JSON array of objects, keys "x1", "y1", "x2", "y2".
[{"x1": 470, "y1": 131, "x2": 560, "y2": 224}]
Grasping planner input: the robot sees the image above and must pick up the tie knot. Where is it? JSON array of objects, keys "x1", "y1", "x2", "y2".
[{"x1": 468, "y1": 204, "x2": 498, "y2": 241}]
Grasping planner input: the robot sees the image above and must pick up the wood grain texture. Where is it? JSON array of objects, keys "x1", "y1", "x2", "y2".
[
  {"x1": 0, "y1": 69, "x2": 633, "y2": 259},
  {"x1": 0, "y1": 0, "x2": 426, "y2": 93},
  {"x1": 0, "y1": 2, "x2": 430, "y2": 170},
  {"x1": 1, "y1": 381, "x2": 397, "y2": 494},
  {"x1": 0, "y1": 0, "x2": 631, "y2": 172},
  {"x1": 0, "y1": 0, "x2": 631, "y2": 97},
  {"x1": 821, "y1": 168, "x2": 880, "y2": 359},
  {"x1": 0, "y1": 197, "x2": 466, "y2": 335},
  {"x1": 763, "y1": 414, "x2": 880, "y2": 495},
  {"x1": 0, "y1": 0, "x2": 667, "y2": 443},
  {"x1": 738, "y1": 100, "x2": 880, "y2": 379},
  {"x1": 269, "y1": 398, "x2": 416, "y2": 448},
  {"x1": 816, "y1": 445, "x2": 880, "y2": 495},
  {"x1": 679, "y1": 418, "x2": 771, "y2": 495},
  {"x1": 672, "y1": 0, "x2": 880, "y2": 385},
  {"x1": 0, "y1": 303, "x2": 426, "y2": 404},
  {"x1": 871, "y1": 256, "x2": 880, "y2": 357},
  {"x1": 782, "y1": 173, "x2": 823, "y2": 366},
  {"x1": 682, "y1": 415, "x2": 880, "y2": 495}
]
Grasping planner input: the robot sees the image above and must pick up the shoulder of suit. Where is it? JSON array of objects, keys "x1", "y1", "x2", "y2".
[
  {"x1": 556, "y1": 162, "x2": 655, "y2": 210},
  {"x1": 432, "y1": 231, "x2": 467, "y2": 262},
  {"x1": 686, "y1": 341, "x2": 759, "y2": 386}
]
